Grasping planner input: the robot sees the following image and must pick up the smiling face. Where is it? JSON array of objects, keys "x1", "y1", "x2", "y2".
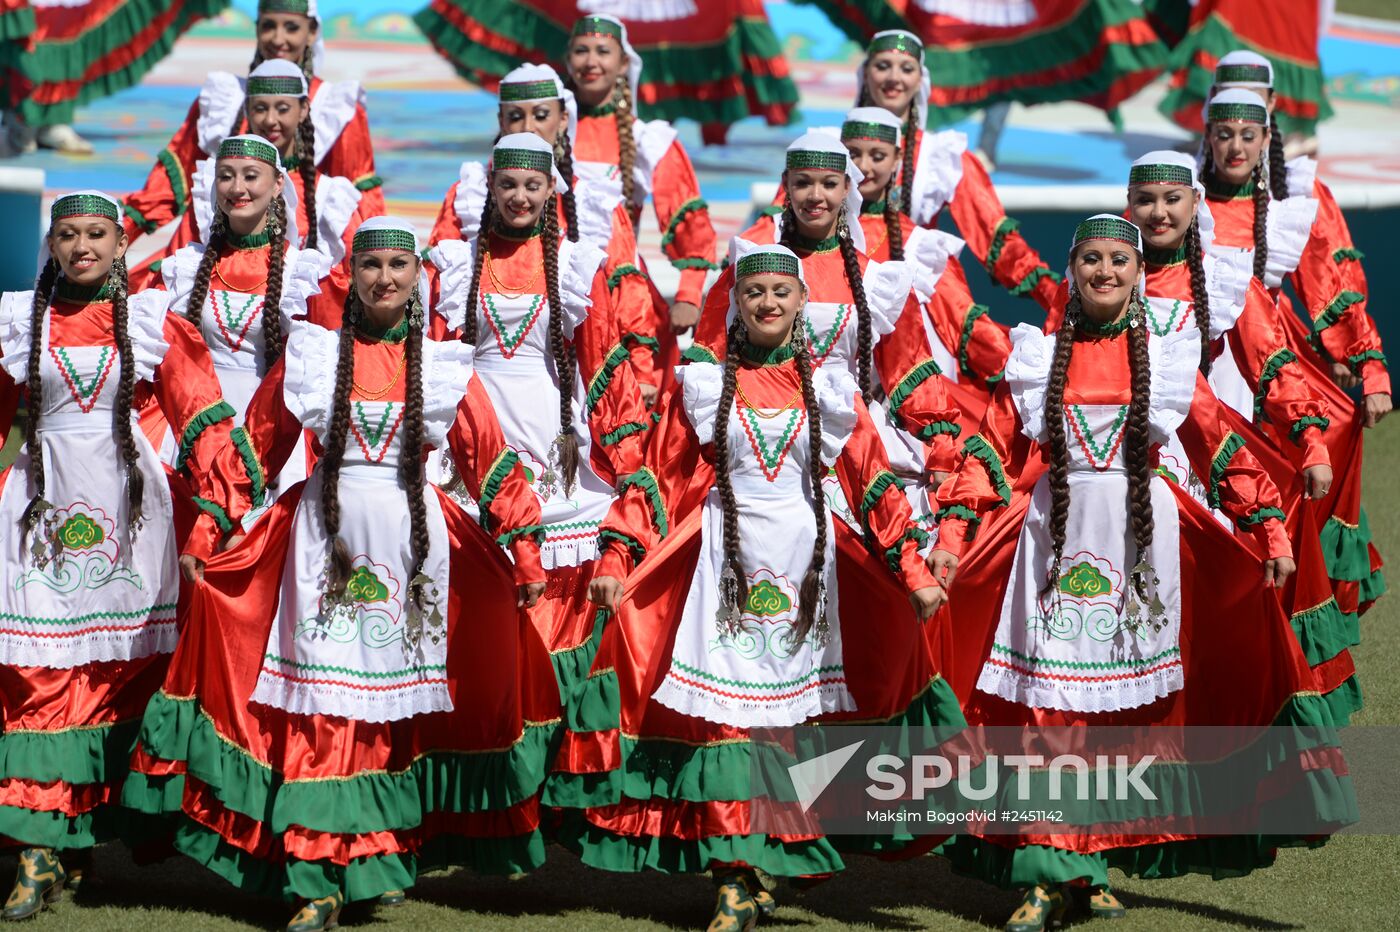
[
  {"x1": 1071, "y1": 238, "x2": 1142, "y2": 321},
  {"x1": 1129, "y1": 182, "x2": 1198, "y2": 251},
  {"x1": 48, "y1": 217, "x2": 128, "y2": 287},
  {"x1": 247, "y1": 94, "x2": 308, "y2": 157},
  {"x1": 353, "y1": 250, "x2": 420, "y2": 325},
  {"x1": 216, "y1": 157, "x2": 283, "y2": 236},
  {"x1": 784, "y1": 169, "x2": 849, "y2": 240},
  {"x1": 1207, "y1": 120, "x2": 1269, "y2": 185},
  {"x1": 256, "y1": 12, "x2": 316, "y2": 63},
  {"x1": 736, "y1": 272, "x2": 806, "y2": 348},
  {"x1": 863, "y1": 50, "x2": 920, "y2": 118},
  {"x1": 844, "y1": 138, "x2": 899, "y2": 203},
  {"x1": 498, "y1": 99, "x2": 566, "y2": 145},
  {"x1": 567, "y1": 33, "x2": 625, "y2": 106},
  {"x1": 490, "y1": 169, "x2": 554, "y2": 231}
]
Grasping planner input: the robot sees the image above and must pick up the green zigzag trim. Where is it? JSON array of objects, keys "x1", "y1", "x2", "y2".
[
  {"x1": 958, "y1": 304, "x2": 990, "y2": 380},
  {"x1": 585, "y1": 343, "x2": 631, "y2": 414},
  {"x1": 476, "y1": 447, "x2": 520, "y2": 536},
  {"x1": 1313, "y1": 290, "x2": 1364, "y2": 332},
  {"x1": 175, "y1": 400, "x2": 235, "y2": 475},
  {"x1": 886, "y1": 358, "x2": 943, "y2": 430},
  {"x1": 0, "y1": 604, "x2": 176, "y2": 626},
  {"x1": 1207, "y1": 431, "x2": 1246, "y2": 512},
  {"x1": 1252, "y1": 347, "x2": 1297, "y2": 420},
  {"x1": 963, "y1": 433, "x2": 1011, "y2": 507},
  {"x1": 263, "y1": 654, "x2": 448, "y2": 679},
  {"x1": 618, "y1": 468, "x2": 669, "y2": 539},
  {"x1": 991, "y1": 642, "x2": 1180, "y2": 670},
  {"x1": 670, "y1": 657, "x2": 844, "y2": 690},
  {"x1": 191, "y1": 496, "x2": 233, "y2": 534},
  {"x1": 230, "y1": 426, "x2": 266, "y2": 508},
  {"x1": 660, "y1": 198, "x2": 709, "y2": 249}
]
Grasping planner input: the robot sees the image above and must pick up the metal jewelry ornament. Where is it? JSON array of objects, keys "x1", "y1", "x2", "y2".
[{"x1": 715, "y1": 562, "x2": 743, "y2": 636}]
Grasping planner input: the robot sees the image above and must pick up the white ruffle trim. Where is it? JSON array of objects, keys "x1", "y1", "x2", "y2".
[
  {"x1": 282, "y1": 319, "x2": 341, "y2": 437},
  {"x1": 904, "y1": 227, "x2": 965, "y2": 304},
  {"x1": 283, "y1": 246, "x2": 331, "y2": 320},
  {"x1": 452, "y1": 161, "x2": 489, "y2": 240},
  {"x1": 1147, "y1": 327, "x2": 1199, "y2": 444},
  {"x1": 632, "y1": 118, "x2": 679, "y2": 201},
  {"x1": 421, "y1": 340, "x2": 476, "y2": 449},
  {"x1": 249, "y1": 675, "x2": 454, "y2": 725},
  {"x1": 862, "y1": 257, "x2": 915, "y2": 339},
  {"x1": 0, "y1": 621, "x2": 178, "y2": 670},
  {"x1": 311, "y1": 175, "x2": 364, "y2": 265},
  {"x1": 677, "y1": 361, "x2": 723, "y2": 445},
  {"x1": 977, "y1": 661, "x2": 1183, "y2": 714},
  {"x1": 814, "y1": 365, "x2": 858, "y2": 461},
  {"x1": 909, "y1": 129, "x2": 967, "y2": 227},
  {"x1": 1201, "y1": 248, "x2": 1251, "y2": 338},
  {"x1": 1263, "y1": 194, "x2": 1319, "y2": 289},
  {"x1": 427, "y1": 238, "x2": 476, "y2": 333},
  {"x1": 195, "y1": 71, "x2": 245, "y2": 155},
  {"x1": 558, "y1": 239, "x2": 607, "y2": 338},
  {"x1": 310, "y1": 79, "x2": 365, "y2": 162},
  {"x1": 1005, "y1": 323, "x2": 1053, "y2": 442},
  {"x1": 1284, "y1": 155, "x2": 1318, "y2": 200},
  {"x1": 0, "y1": 291, "x2": 36, "y2": 383}
]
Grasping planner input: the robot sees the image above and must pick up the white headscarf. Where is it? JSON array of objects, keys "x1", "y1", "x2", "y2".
[
  {"x1": 498, "y1": 62, "x2": 579, "y2": 147},
  {"x1": 571, "y1": 13, "x2": 642, "y2": 104},
  {"x1": 781, "y1": 131, "x2": 867, "y2": 252},
  {"x1": 854, "y1": 30, "x2": 931, "y2": 123},
  {"x1": 492, "y1": 132, "x2": 570, "y2": 191},
  {"x1": 724, "y1": 241, "x2": 807, "y2": 328}
]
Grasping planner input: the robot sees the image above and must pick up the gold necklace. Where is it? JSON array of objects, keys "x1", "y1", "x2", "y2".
[
  {"x1": 351, "y1": 353, "x2": 406, "y2": 400},
  {"x1": 735, "y1": 375, "x2": 802, "y2": 419},
  {"x1": 213, "y1": 259, "x2": 269, "y2": 294},
  {"x1": 483, "y1": 242, "x2": 543, "y2": 299}
]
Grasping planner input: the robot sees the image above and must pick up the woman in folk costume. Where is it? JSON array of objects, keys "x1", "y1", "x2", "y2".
[
  {"x1": 853, "y1": 30, "x2": 1061, "y2": 309},
  {"x1": 122, "y1": 217, "x2": 558, "y2": 932},
  {"x1": 426, "y1": 64, "x2": 655, "y2": 404},
  {"x1": 0, "y1": 191, "x2": 244, "y2": 919},
  {"x1": 131, "y1": 60, "x2": 373, "y2": 284},
  {"x1": 1199, "y1": 88, "x2": 1387, "y2": 615},
  {"x1": 562, "y1": 13, "x2": 719, "y2": 388},
  {"x1": 929, "y1": 215, "x2": 1352, "y2": 930},
  {"x1": 122, "y1": 0, "x2": 382, "y2": 244},
  {"x1": 428, "y1": 134, "x2": 650, "y2": 704},
  {"x1": 838, "y1": 106, "x2": 1012, "y2": 435},
  {"x1": 550, "y1": 244, "x2": 959, "y2": 931},
  {"x1": 692, "y1": 132, "x2": 963, "y2": 538}
]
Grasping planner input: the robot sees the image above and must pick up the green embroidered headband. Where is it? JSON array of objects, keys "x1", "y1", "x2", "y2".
[
  {"x1": 493, "y1": 148, "x2": 553, "y2": 173},
  {"x1": 1128, "y1": 163, "x2": 1194, "y2": 186},
  {"x1": 1072, "y1": 216, "x2": 1141, "y2": 249},
  {"x1": 258, "y1": 0, "x2": 312, "y2": 13},
  {"x1": 786, "y1": 150, "x2": 847, "y2": 173},
  {"x1": 246, "y1": 75, "x2": 306, "y2": 98},
  {"x1": 1207, "y1": 101, "x2": 1266, "y2": 125},
  {"x1": 218, "y1": 136, "x2": 280, "y2": 166},
  {"x1": 499, "y1": 79, "x2": 560, "y2": 102},
  {"x1": 1216, "y1": 63, "x2": 1271, "y2": 86},
  {"x1": 50, "y1": 193, "x2": 120, "y2": 225},
  {"x1": 735, "y1": 251, "x2": 801, "y2": 279},
  {"x1": 841, "y1": 120, "x2": 899, "y2": 145},
  {"x1": 869, "y1": 32, "x2": 922, "y2": 56},
  {"x1": 571, "y1": 15, "x2": 623, "y2": 40},
  {"x1": 352, "y1": 228, "x2": 417, "y2": 254}
]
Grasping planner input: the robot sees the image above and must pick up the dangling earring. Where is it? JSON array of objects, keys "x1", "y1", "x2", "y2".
[
  {"x1": 790, "y1": 311, "x2": 809, "y2": 351},
  {"x1": 266, "y1": 203, "x2": 283, "y2": 239},
  {"x1": 1128, "y1": 286, "x2": 1144, "y2": 328},
  {"x1": 835, "y1": 208, "x2": 851, "y2": 241},
  {"x1": 406, "y1": 286, "x2": 424, "y2": 329}
]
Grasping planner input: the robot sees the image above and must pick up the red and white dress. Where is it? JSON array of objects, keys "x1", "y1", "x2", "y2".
[
  {"x1": 123, "y1": 319, "x2": 559, "y2": 901},
  {"x1": 0, "y1": 282, "x2": 241, "y2": 849}
]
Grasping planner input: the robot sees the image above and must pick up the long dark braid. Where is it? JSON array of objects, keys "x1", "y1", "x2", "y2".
[
  {"x1": 615, "y1": 78, "x2": 638, "y2": 211},
  {"x1": 400, "y1": 292, "x2": 431, "y2": 614},
  {"x1": 320, "y1": 291, "x2": 357, "y2": 598},
  {"x1": 1039, "y1": 296, "x2": 1077, "y2": 599},
  {"x1": 1124, "y1": 312, "x2": 1155, "y2": 602},
  {"x1": 791, "y1": 333, "x2": 829, "y2": 644},
  {"x1": 261, "y1": 196, "x2": 288, "y2": 370},
  {"x1": 1250, "y1": 160, "x2": 1270, "y2": 283},
  {"x1": 556, "y1": 127, "x2": 581, "y2": 243},
  {"x1": 459, "y1": 190, "x2": 493, "y2": 346},
  {"x1": 1267, "y1": 113, "x2": 1289, "y2": 201},
  {"x1": 899, "y1": 104, "x2": 918, "y2": 218},
  {"x1": 111, "y1": 257, "x2": 145, "y2": 528},
  {"x1": 776, "y1": 201, "x2": 874, "y2": 398},
  {"x1": 713, "y1": 318, "x2": 748, "y2": 611},
  {"x1": 882, "y1": 176, "x2": 905, "y2": 261},
  {"x1": 183, "y1": 212, "x2": 223, "y2": 331},
  {"x1": 1183, "y1": 218, "x2": 1212, "y2": 375},
  {"x1": 20, "y1": 261, "x2": 59, "y2": 538},
  {"x1": 296, "y1": 111, "x2": 319, "y2": 251},
  {"x1": 542, "y1": 206, "x2": 580, "y2": 493}
]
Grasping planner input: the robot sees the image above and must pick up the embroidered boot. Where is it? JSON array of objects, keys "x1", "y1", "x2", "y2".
[
  {"x1": 1004, "y1": 884, "x2": 1067, "y2": 932},
  {"x1": 286, "y1": 891, "x2": 344, "y2": 932},
  {"x1": 1073, "y1": 884, "x2": 1127, "y2": 919},
  {"x1": 707, "y1": 870, "x2": 760, "y2": 932},
  {"x1": 2, "y1": 848, "x2": 65, "y2": 921},
  {"x1": 378, "y1": 889, "x2": 406, "y2": 907}
]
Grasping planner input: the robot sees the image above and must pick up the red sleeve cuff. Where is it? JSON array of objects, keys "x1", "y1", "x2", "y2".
[
  {"x1": 674, "y1": 267, "x2": 708, "y2": 308},
  {"x1": 926, "y1": 434, "x2": 957, "y2": 476},
  {"x1": 934, "y1": 519, "x2": 968, "y2": 559},
  {"x1": 1361, "y1": 360, "x2": 1391, "y2": 398},
  {"x1": 182, "y1": 513, "x2": 221, "y2": 562},
  {"x1": 1251, "y1": 519, "x2": 1293, "y2": 563},
  {"x1": 1298, "y1": 434, "x2": 1331, "y2": 471},
  {"x1": 510, "y1": 539, "x2": 546, "y2": 585},
  {"x1": 596, "y1": 543, "x2": 633, "y2": 583},
  {"x1": 900, "y1": 546, "x2": 937, "y2": 594}
]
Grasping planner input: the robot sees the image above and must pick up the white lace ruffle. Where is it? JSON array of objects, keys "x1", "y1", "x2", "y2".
[
  {"x1": 310, "y1": 79, "x2": 365, "y2": 162},
  {"x1": 0, "y1": 288, "x2": 169, "y2": 385},
  {"x1": 1283, "y1": 155, "x2": 1318, "y2": 199},
  {"x1": 814, "y1": 365, "x2": 859, "y2": 462},
  {"x1": 1263, "y1": 194, "x2": 1319, "y2": 289},
  {"x1": 452, "y1": 161, "x2": 489, "y2": 240},
  {"x1": 904, "y1": 226, "x2": 965, "y2": 304},
  {"x1": 1201, "y1": 248, "x2": 1252, "y2": 338},
  {"x1": 0, "y1": 291, "x2": 36, "y2": 383},
  {"x1": 282, "y1": 319, "x2": 341, "y2": 437},
  {"x1": 677, "y1": 361, "x2": 723, "y2": 445},
  {"x1": 195, "y1": 71, "x2": 245, "y2": 155},
  {"x1": 632, "y1": 118, "x2": 679, "y2": 201},
  {"x1": 311, "y1": 175, "x2": 364, "y2": 265},
  {"x1": 421, "y1": 340, "x2": 476, "y2": 448},
  {"x1": 909, "y1": 129, "x2": 967, "y2": 227},
  {"x1": 558, "y1": 239, "x2": 607, "y2": 338},
  {"x1": 1004, "y1": 323, "x2": 1053, "y2": 442},
  {"x1": 862, "y1": 257, "x2": 915, "y2": 339},
  {"x1": 282, "y1": 246, "x2": 331, "y2": 320},
  {"x1": 1147, "y1": 327, "x2": 1199, "y2": 444},
  {"x1": 427, "y1": 238, "x2": 476, "y2": 333}
]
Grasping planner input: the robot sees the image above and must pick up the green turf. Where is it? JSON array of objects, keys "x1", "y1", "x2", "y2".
[
  {"x1": 3, "y1": 419, "x2": 1397, "y2": 930},
  {"x1": 1337, "y1": 0, "x2": 1400, "y2": 21}
]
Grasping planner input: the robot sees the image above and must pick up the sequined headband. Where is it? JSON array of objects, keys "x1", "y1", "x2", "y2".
[
  {"x1": 571, "y1": 16, "x2": 622, "y2": 40},
  {"x1": 1073, "y1": 216, "x2": 1140, "y2": 248},
  {"x1": 1128, "y1": 164, "x2": 1193, "y2": 186},
  {"x1": 841, "y1": 121, "x2": 898, "y2": 145},
  {"x1": 735, "y1": 252, "x2": 801, "y2": 279},
  {"x1": 869, "y1": 33, "x2": 922, "y2": 56},
  {"x1": 50, "y1": 194, "x2": 119, "y2": 224},
  {"x1": 1207, "y1": 101, "x2": 1266, "y2": 125},
  {"x1": 246, "y1": 76, "x2": 306, "y2": 98},
  {"x1": 259, "y1": 0, "x2": 311, "y2": 13},
  {"x1": 218, "y1": 137, "x2": 279, "y2": 166},
  {"x1": 492, "y1": 148, "x2": 553, "y2": 173},
  {"x1": 786, "y1": 150, "x2": 847, "y2": 172},
  {"x1": 499, "y1": 79, "x2": 560, "y2": 102},
  {"x1": 353, "y1": 228, "x2": 417, "y2": 253},
  {"x1": 1216, "y1": 63, "x2": 1271, "y2": 86}
]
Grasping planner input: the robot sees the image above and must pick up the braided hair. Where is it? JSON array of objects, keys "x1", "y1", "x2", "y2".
[
  {"x1": 882, "y1": 173, "x2": 904, "y2": 261},
  {"x1": 20, "y1": 260, "x2": 59, "y2": 539},
  {"x1": 1183, "y1": 217, "x2": 1213, "y2": 375},
  {"x1": 296, "y1": 112, "x2": 319, "y2": 252},
  {"x1": 183, "y1": 196, "x2": 288, "y2": 372},
  {"x1": 1267, "y1": 113, "x2": 1289, "y2": 201},
  {"x1": 776, "y1": 200, "x2": 874, "y2": 399},
  {"x1": 320, "y1": 290, "x2": 358, "y2": 597},
  {"x1": 110, "y1": 257, "x2": 145, "y2": 529},
  {"x1": 554, "y1": 123, "x2": 582, "y2": 243},
  {"x1": 614, "y1": 77, "x2": 638, "y2": 212},
  {"x1": 1123, "y1": 309, "x2": 1155, "y2": 604},
  {"x1": 461, "y1": 188, "x2": 580, "y2": 492},
  {"x1": 399, "y1": 293, "x2": 432, "y2": 617},
  {"x1": 857, "y1": 80, "x2": 919, "y2": 218}
]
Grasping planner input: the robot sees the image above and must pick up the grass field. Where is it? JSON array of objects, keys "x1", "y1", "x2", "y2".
[
  {"x1": 5, "y1": 418, "x2": 1397, "y2": 931},
  {"x1": 1338, "y1": 0, "x2": 1400, "y2": 21}
]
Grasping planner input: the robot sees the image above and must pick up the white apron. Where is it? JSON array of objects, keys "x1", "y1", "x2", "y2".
[
  {"x1": 976, "y1": 325, "x2": 1197, "y2": 714},
  {"x1": 650, "y1": 362, "x2": 860, "y2": 728},
  {"x1": 248, "y1": 323, "x2": 473, "y2": 724},
  {"x1": 0, "y1": 291, "x2": 178, "y2": 668}
]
